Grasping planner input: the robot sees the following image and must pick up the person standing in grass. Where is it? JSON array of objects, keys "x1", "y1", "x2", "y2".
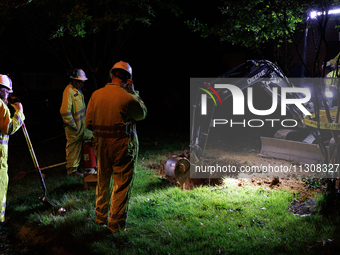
[
  {"x1": 85, "y1": 61, "x2": 147, "y2": 233},
  {"x1": 60, "y1": 69, "x2": 93, "y2": 177},
  {"x1": 0, "y1": 75, "x2": 24, "y2": 226}
]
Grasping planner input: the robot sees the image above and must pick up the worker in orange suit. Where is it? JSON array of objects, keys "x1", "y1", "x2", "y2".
[
  {"x1": 85, "y1": 61, "x2": 147, "y2": 233},
  {"x1": 60, "y1": 69, "x2": 93, "y2": 177},
  {"x1": 0, "y1": 75, "x2": 25, "y2": 226}
]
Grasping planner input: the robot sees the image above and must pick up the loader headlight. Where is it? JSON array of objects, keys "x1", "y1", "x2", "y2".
[{"x1": 325, "y1": 90, "x2": 333, "y2": 98}]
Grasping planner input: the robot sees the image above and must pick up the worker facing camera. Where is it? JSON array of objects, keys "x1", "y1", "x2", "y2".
[
  {"x1": 60, "y1": 69, "x2": 93, "y2": 178},
  {"x1": 0, "y1": 74, "x2": 25, "y2": 227},
  {"x1": 72, "y1": 79, "x2": 85, "y2": 91}
]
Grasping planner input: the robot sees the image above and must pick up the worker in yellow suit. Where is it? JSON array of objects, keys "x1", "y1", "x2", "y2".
[
  {"x1": 60, "y1": 69, "x2": 93, "y2": 177},
  {"x1": 326, "y1": 52, "x2": 340, "y2": 68},
  {"x1": 0, "y1": 75, "x2": 25, "y2": 226},
  {"x1": 85, "y1": 61, "x2": 147, "y2": 233}
]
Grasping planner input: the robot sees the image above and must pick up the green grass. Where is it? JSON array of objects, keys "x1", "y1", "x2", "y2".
[{"x1": 4, "y1": 132, "x2": 340, "y2": 254}]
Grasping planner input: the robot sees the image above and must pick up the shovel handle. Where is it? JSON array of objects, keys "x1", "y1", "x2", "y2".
[
  {"x1": 22, "y1": 122, "x2": 47, "y2": 197},
  {"x1": 22, "y1": 122, "x2": 39, "y2": 169}
]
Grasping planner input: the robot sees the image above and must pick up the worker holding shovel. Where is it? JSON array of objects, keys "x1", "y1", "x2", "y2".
[{"x1": 0, "y1": 75, "x2": 24, "y2": 226}]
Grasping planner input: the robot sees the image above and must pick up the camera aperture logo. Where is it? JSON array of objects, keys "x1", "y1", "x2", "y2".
[{"x1": 198, "y1": 81, "x2": 312, "y2": 128}]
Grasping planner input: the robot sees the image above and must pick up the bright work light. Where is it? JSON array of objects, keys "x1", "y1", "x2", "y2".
[
  {"x1": 325, "y1": 90, "x2": 333, "y2": 98},
  {"x1": 310, "y1": 8, "x2": 340, "y2": 19}
]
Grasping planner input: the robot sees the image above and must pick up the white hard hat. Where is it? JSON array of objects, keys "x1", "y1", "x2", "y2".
[
  {"x1": 110, "y1": 61, "x2": 132, "y2": 78},
  {"x1": 0, "y1": 75, "x2": 13, "y2": 93},
  {"x1": 70, "y1": 69, "x2": 88, "y2": 81}
]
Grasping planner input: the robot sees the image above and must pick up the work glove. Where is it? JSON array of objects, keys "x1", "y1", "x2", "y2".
[
  {"x1": 124, "y1": 79, "x2": 135, "y2": 93},
  {"x1": 84, "y1": 128, "x2": 94, "y2": 140},
  {"x1": 11, "y1": 102, "x2": 23, "y2": 113}
]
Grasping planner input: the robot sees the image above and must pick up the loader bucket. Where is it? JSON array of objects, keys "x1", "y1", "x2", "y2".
[{"x1": 260, "y1": 137, "x2": 327, "y2": 164}]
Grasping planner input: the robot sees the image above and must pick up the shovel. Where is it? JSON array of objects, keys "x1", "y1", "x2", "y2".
[{"x1": 22, "y1": 122, "x2": 54, "y2": 207}]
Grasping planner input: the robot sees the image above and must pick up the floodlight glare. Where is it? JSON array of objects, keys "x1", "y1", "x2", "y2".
[
  {"x1": 310, "y1": 8, "x2": 340, "y2": 19},
  {"x1": 325, "y1": 90, "x2": 333, "y2": 98}
]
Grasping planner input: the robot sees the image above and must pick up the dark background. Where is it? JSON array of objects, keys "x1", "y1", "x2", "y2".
[
  {"x1": 3, "y1": 14, "x2": 251, "y2": 142},
  {"x1": 3, "y1": 6, "x2": 340, "y2": 147}
]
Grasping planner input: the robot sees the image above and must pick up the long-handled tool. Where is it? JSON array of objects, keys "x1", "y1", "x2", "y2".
[
  {"x1": 13, "y1": 161, "x2": 67, "y2": 180},
  {"x1": 22, "y1": 122, "x2": 54, "y2": 207}
]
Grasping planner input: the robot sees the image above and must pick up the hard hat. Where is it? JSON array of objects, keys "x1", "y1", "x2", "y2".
[
  {"x1": 110, "y1": 61, "x2": 132, "y2": 78},
  {"x1": 0, "y1": 75, "x2": 13, "y2": 93},
  {"x1": 70, "y1": 69, "x2": 88, "y2": 81}
]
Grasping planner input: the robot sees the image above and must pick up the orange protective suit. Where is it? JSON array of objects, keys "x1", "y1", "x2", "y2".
[{"x1": 85, "y1": 83, "x2": 147, "y2": 232}]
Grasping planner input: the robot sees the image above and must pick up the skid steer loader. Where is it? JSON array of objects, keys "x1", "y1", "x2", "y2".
[{"x1": 166, "y1": 59, "x2": 338, "y2": 185}]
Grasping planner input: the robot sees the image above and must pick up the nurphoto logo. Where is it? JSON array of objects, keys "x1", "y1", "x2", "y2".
[{"x1": 200, "y1": 83, "x2": 311, "y2": 117}]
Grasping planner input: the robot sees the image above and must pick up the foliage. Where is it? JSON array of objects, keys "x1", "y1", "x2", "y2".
[
  {"x1": 186, "y1": 0, "x2": 314, "y2": 49},
  {"x1": 301, "y1": 175, "x2": 328, "y2": 191},
  {"x1": 0, "y1": 0, "x2": 182, "y2": 88},
  {"x1": 25, "y1": 0, "x2": 182, "y2": 39}
]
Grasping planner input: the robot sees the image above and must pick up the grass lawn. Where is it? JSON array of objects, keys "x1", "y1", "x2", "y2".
[{"x1": 1, "y1": 127, "x2": 340, "y2": 255}]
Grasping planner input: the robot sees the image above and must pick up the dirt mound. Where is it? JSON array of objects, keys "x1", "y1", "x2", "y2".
[{"x1": 148, "y1": 148, "x2": 322, "y2": 206}]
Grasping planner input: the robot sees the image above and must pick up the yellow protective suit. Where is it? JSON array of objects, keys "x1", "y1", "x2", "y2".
[
  {"x1": 60, "y1": 84, "x2": 93, "y2": 174},
  {"x1": 325, "y1": 69, "x2": 340, "y2": 86},
  {"x1": 0, "y1": 99, "x2": 25, "y2": 222},
  {"x1": 328, "y1": 52, "x2": 340, "y2": 67},
  {"x1": 85, "y1": 83, "x2": 147, "y2": 232}
]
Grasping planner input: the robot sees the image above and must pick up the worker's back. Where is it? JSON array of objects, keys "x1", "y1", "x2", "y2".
[{"x1": 86, "y1": 83, "x2": 147, "y2": 138}]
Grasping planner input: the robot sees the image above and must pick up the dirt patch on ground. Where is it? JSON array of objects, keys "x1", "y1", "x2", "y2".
[{"x1": 148, "y1": 147, "x2": 322, "y2": 210}]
